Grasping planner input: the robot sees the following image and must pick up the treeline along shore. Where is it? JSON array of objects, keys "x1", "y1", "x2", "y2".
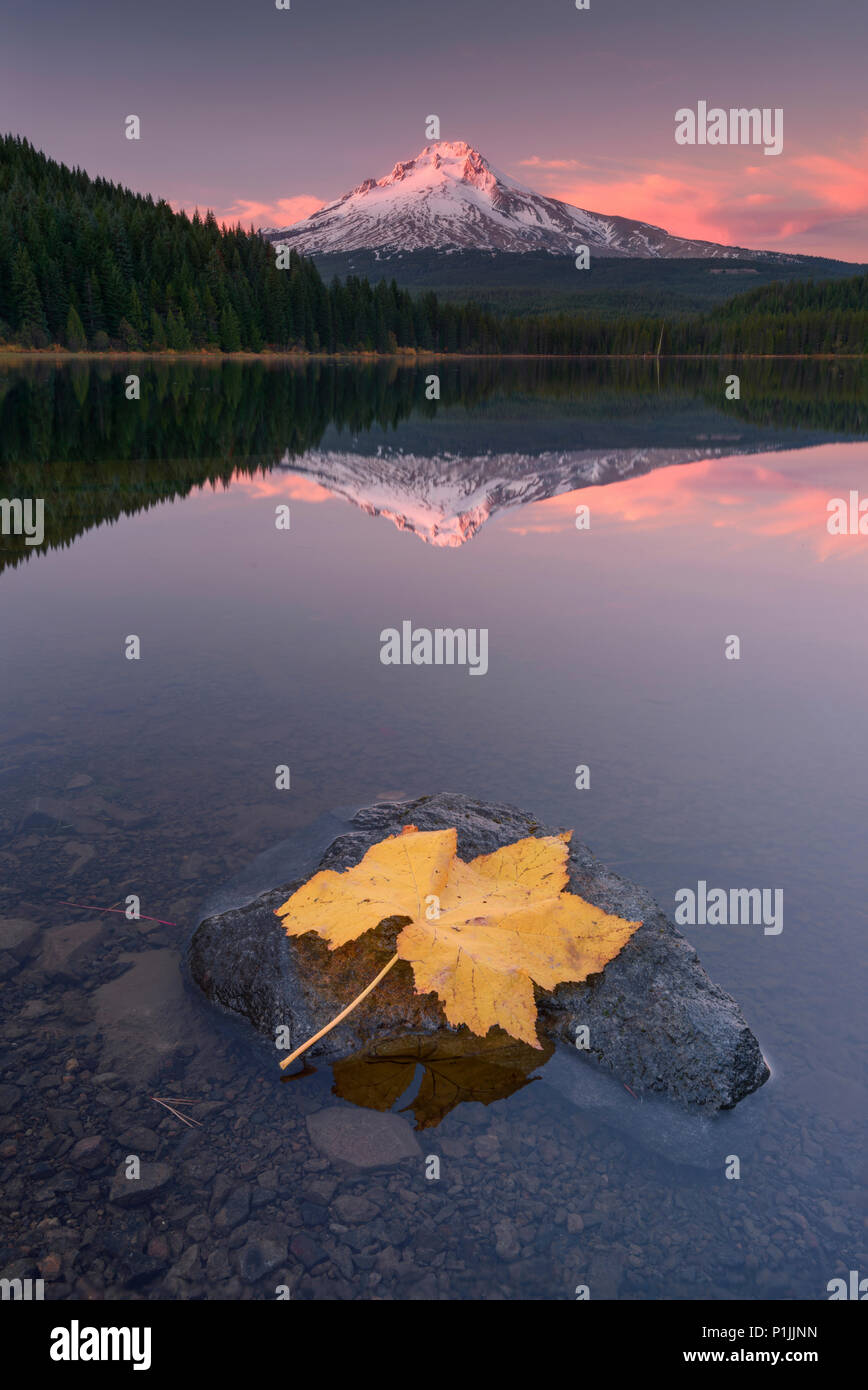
[
  {"x1": 0, "y1": 356, "x2": 864, "y2": 578},
  {"x1": 2, "y1": 135, "x2": 867, "y2": 357}
]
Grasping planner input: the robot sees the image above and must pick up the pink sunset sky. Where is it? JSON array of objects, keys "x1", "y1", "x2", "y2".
[
  {"x1": 220, "y1": 137, "x2": 868, "y2": 261},
  {"x1": 227, "y1": 446, "x2": 868, "y2": 563},
  {"x1": 4, "y1": 0, "x2": 867, "y2": 262}
]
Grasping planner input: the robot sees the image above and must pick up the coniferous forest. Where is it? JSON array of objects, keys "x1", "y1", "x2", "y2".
[{"x1": 1, "y1": 134, "x2": 866, "y2": 356}]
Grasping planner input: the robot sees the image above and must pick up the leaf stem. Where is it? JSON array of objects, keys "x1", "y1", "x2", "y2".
[{"x1": 278, "y1": 952, "x2": 401, "y2": 1071}]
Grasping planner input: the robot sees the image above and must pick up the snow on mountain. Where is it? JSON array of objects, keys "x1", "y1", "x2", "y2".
[
  {"x1": 275, "y1": 439, "x2": 784, "y2": 547},
  {"x1": 264, "y1": 140, "x2": 798, "y2": 263}
]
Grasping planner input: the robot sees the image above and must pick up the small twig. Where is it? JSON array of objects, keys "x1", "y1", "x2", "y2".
[
  {"x1": 150, "y1": 1095, "x2": 203, "y2": 1127},
  {"x1": 278, "y1": 952, "x2": 401, "y2": 1070}
]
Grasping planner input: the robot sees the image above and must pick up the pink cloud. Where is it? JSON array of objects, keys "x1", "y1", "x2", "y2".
[
  {"x1": 174, "y1": 194, "x2": 324, "y2": 230},
  {"x1": 218, "y1": 194, "x2": 324, "y2": 229},
  {"x1": 521, "y1": 456, "x2": 868, "y2": 562},
  {"x1": 518, "y1": 156, "x2": 584, "y2": 171},
  {"x1": 511, "y1": 135, "x2": 868, "y2": 260},
  {"x1": 794, "y1": 148, "x2": 868, "y2": 214},
  {"x1": 227, "y1": 471, "x2": 335, "y2": 502}
]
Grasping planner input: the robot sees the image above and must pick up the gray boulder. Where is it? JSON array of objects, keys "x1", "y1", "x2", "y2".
[{"x1": 188, "y1": 793, "x2": 769, "y2": 1112}]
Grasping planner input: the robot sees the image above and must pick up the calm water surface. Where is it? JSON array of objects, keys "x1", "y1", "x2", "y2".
[{"x1": 0, "y1": 360, "x2": 865, "y2": 1300}]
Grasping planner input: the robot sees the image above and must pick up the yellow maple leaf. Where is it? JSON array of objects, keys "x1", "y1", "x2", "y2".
[
  {"x1": 275, "y1": 825, "x2": 455, "y2": 950},
  {"x1": 274, "y1": 826, "x2": 641, "y2": 1062}
]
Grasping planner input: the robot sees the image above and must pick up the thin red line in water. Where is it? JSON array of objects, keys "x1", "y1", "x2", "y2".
[{"x1": 59, "y1": 900, "x2": 177, "y2": 926}]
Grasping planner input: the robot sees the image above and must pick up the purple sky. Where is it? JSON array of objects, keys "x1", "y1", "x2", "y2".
[{"x1": 3, "y1": 0, "x2": 866, "y2": 260}]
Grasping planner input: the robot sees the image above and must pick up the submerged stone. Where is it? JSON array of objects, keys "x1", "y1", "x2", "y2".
[
  {"x1": 306, "y1": 1108, "x2": 422, "y2": 1168},
  {"x1": 188, "y1": 793, "x2": 770, "y2": 1112}
]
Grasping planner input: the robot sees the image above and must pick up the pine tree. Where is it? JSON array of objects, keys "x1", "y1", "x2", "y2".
[
  {"x1": 219, "y1": 305, "x2": 241, "y2": 351},
  {"x1": 65, "y1": 303, "x2": 87, "y2": 350},
  {"x1": 11, "y1": 244, "x2": 48, "y2": 341},
  {"x1": 149, "y1": 309, "x2": 167, "y2": 350}
]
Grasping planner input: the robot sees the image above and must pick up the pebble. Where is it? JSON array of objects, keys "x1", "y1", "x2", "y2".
[
  {"x1": 494, "y1": 1219, "x2": 521, "y2": 1260},
  {"x1": 69, "y1": 1136, "x2": 107, "y2": 1169},
  {"x1": 290, "y1": 1233, "x2": 328, "y2": 1269},
  {"x1": 0, "y1": 918, "x2": 40, "y2": 958},
  {"x1": 0, "y1": 1084, "x2": 22, "y2": 1114},
  {"x1": 108, "y1": 1161, "x2": 173, "y2": 1208},
  {"x1": 214, "y1": 1185, "x2": 251, "y2": 1232},
  {"x1": 306, "y1": 1108, "x2": 422, "y2": 1168},
  {"x1": 332, "y1": 1194, "x2": 381, "y2": 1224},
  {"x1": 238, "y1": 1237, "x2": 287, "y2": 1283},
  {"x1": 39, "y1": 1252, "x2": 63, "y2": 1280}
]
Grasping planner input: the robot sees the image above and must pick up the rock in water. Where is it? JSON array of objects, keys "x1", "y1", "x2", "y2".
[
  {"x1": 188, "y1": 793, "x2": 769, "y2": 1111},
  {"x1": 306, "y1": 1109, "x2": 422, "y2": 1168}
]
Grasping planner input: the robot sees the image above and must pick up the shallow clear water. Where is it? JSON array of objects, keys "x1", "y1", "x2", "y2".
[{"x1": 0, "y1": 360, "x2": 865, "y2": 1300}]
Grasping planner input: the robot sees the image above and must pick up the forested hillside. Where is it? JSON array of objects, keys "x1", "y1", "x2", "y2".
[
  {"x1": 0, "y1": 135, "x2": 441, "y2": 353},
  {"x1": 1, "y1": 136, "x2": 866, "y2": 355}
]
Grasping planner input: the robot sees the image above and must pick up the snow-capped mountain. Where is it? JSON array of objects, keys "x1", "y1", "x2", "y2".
[
  {"x1": 264, "y1": 140, "x2": 798, "y2": 263},
  {"x1": 275, "y1": 438, "x2": 795, "y2": 547}
]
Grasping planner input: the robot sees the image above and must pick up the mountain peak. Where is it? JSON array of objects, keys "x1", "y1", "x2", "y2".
[
  {"x1": 391, "y1": 139, "x2": 481, "y2": 165},
  {"x1": 379, "y1": 139, "x2": 501, "y2": 193},
  {"x1": 266, "y1": 140, "x2": 794, "y2": 263}
]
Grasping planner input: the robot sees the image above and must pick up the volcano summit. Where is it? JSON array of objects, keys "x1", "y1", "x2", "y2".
[{"x1": 264, "y1": 139, "x2": 801, "y2": 264}]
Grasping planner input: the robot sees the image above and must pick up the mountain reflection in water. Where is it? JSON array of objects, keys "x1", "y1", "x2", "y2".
[{"x1": 1, "y1": 357, "x2": 866, "y2": 565}]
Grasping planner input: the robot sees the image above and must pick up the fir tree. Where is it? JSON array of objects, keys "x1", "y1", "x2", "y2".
[
  {"x1": 219, "y1": 305, "x2": 242, "y2": 351},
  {"x1": 65, "y1": 303, "x2": 87, "y2": 350}
]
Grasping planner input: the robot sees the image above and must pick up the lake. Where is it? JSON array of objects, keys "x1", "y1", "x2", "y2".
[{"x1": 0, "y1": 358, "x2": 866, "y2": 1300}]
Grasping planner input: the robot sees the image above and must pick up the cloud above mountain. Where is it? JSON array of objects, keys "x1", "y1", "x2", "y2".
[
  {"x1": 177, "y1": 193, "x2": 325, "y2": 230},
  {"x1": 513, "y1": 137, "x2": 868, "y2": 262}
]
